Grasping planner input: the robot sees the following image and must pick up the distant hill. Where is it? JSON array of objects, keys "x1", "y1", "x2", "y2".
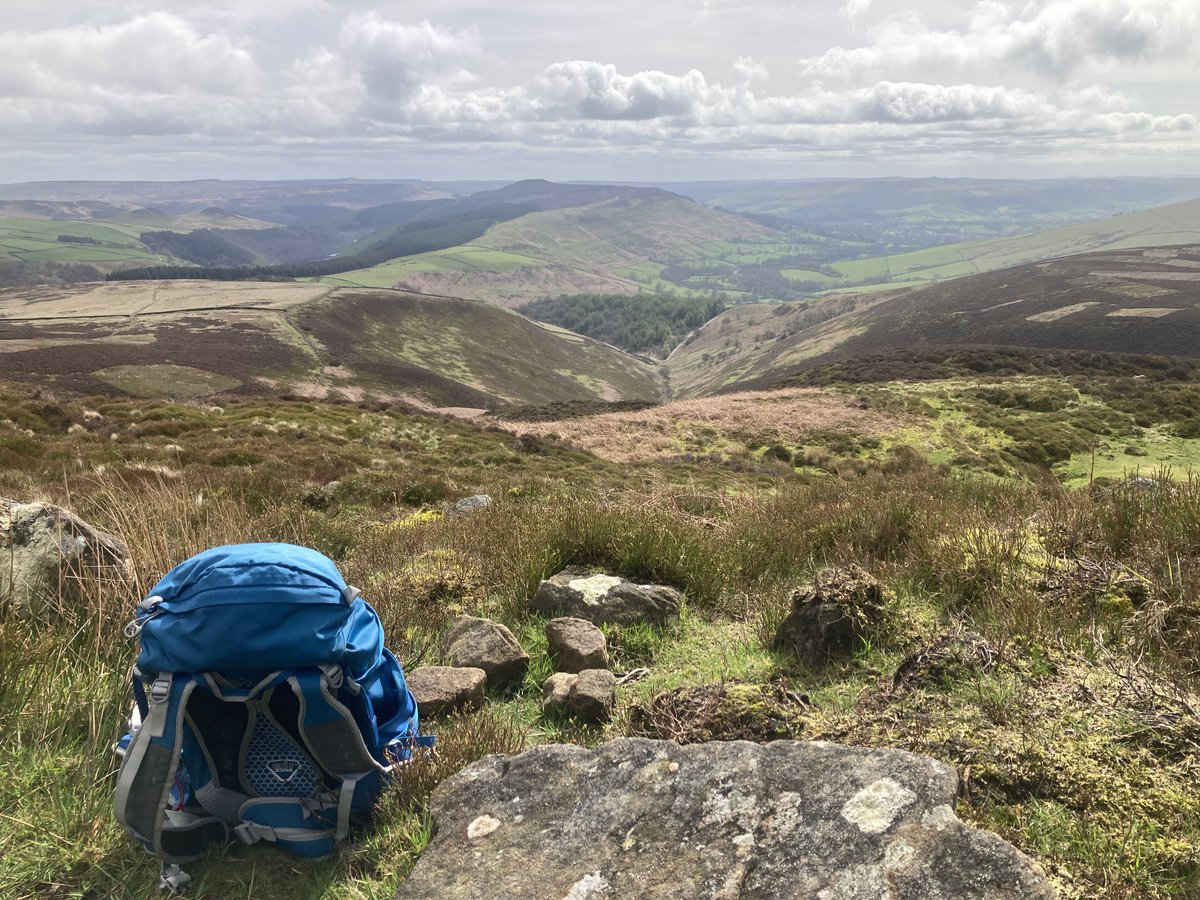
[
  {"x1": 0, "y1": 179, "x2": 501, "y2": 224},
  {"x1": 0, "y1": 280, "x2": 662, "y2": 408},
  {"x1": 327, "y1": 180, "x2": 778, "y2": 305},
  {"x1": 658, "y1": 176, "x2": 1200, "y2": 239},
  {"x1": 667, "y1": 243, "x2": 1200, "y2": 395}
]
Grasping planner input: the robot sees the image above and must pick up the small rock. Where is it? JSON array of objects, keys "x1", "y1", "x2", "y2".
[
  {"x1": 542, "y1": 672, "x2": 577, "y2": 713},
  {"x1": 771, "y1": 564, "x2": 885, "y2": 666},
  {"x1": 570, "y1": 669, "x2": 617, "y2": 723},
  {"x1": 542, "y1": 670, "x2": 616, "y2": 723},
  {"x1": 532, "y1": 567, "x2": 682, "y2": 627},
  {"x1": 546, "y1": 617, "x2": 609, "y2": 673},
  {"x1": 1, "y1": 498, "x2": 130, "y2": 614},
  {"x1": 446, "y1": 494, "x2": 493, "y2": 517},
  {"x1": 408, "y1": 666, "x2": 487, "y2": 716},
  {"x1": 442, "y1": 615, "x2": 529, "y2": 688}
]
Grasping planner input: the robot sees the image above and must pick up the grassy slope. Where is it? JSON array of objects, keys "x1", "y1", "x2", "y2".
[
  {"x1": 324, "y1": 194, "x2": 782, "y2": 305},
  {"x1": 2, "y1": 381, "x2": 1200, "y2": 898},
  {"x1": 0, "y1": 209, "x2": 278, "y2": 272},
  {"x1": 0, "y1": 218, "x2": 164, "y2": 267},
  {"x1": 0, "y1": 282, "x2": 663, "y2": 408},
  {"x1": 501, "y1": 374, "x2": 1200, "y2": 486},
  {"x1": 670, "y1": 243, "x2": 1200, "y2": 395}
]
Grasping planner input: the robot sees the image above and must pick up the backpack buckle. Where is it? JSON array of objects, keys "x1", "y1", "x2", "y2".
[
  {"x1": 320, "y1": 665, "x2": 343, "y2": 690},
  {"x1": 149, "y1": 676, "x2": 172, "y2": 705}
]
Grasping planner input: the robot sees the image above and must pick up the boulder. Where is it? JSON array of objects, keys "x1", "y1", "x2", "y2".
[
  {"x1": 541, "y1": 669, "x2": 617, "y2": 723},
  {"x1": 532, "y1": 567, "x2": 681, "y2": 627},
  {"x1": 771, "y1": 564, "x2": 885, "y2": 666},
  {"x1": 394, "y1": 738, "x2": 1055, "y2": 900},
  {"x1": 546, "y1": 617, "x2": 609, "y2": 672},
  {"x1": 442, "y1": 615, "x2": 529, "y2": 688},
  {"x1": 407, "y1": 666, "x2": 487, "y2": 716},
  {"x1": 446, "y1": 494, "x2": 493, "y2": 518},
  {"x1": 1, "y1": 498, "x2": 130, "y2": 614}
]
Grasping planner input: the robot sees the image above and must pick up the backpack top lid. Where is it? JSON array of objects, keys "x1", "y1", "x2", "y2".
[{"x1": 135, "y1": 542, "x2": 384, "y2": 677}]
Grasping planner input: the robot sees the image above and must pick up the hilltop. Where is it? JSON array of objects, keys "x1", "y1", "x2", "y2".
[{"x1": 322, "y1": 180, "x2": 780, "y2": 304}]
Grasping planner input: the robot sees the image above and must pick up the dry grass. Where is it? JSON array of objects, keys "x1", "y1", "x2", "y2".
[
  {"x1": 0, "y1": 280, "x2": 328, "y2": 320},
  {"x1": 494, "y1": 386, "x2": 899, "y2": 463}
]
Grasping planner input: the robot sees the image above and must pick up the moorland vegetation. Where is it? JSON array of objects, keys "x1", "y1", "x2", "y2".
[{"x1": 1, "y1": 378, "x2": 1199, "y2": 899}]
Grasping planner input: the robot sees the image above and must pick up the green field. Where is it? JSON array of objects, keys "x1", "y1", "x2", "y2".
[{"x1": 0, "y1": 218, "x2": 164, "y2": 268}]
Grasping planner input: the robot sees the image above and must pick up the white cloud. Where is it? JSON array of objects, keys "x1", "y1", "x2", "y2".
[
  {"x1": 0, "y1": 13, "x2": 257, "y2": 98},
  {"x1": 732, "y1": 56, "x2": 770, "y2": 83},
  {"x1": 842, "y1": 0, "x2": 872, "y2": 26},
  {"x1": 802, "y1": 0, "x2": 1200, "y2": 83}
]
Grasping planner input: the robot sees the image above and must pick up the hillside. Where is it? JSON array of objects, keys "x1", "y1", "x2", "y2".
[
  {"x1": 5, "y1": 370, "x2": 1200, "y2": 898},
  {"x1": 324, "y1": 181, "x2": 784, "y2": 305},
  {"x1": 338, "y1": 187, "x2": 1200, "y2": 307},
  {"x1": 668, "y1": 243, "x2": 1200, "y2": 395},
  {"x1": 0, "y1": 281, "x2": 662, "y2": 408},
  {"x1": 771, "y1": 197, "x2": 1200, "y2": 292}
]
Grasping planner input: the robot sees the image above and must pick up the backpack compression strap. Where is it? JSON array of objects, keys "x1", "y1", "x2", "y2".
[{"x1": 113, "y1": 674, "x2": 229, "y2": 863}]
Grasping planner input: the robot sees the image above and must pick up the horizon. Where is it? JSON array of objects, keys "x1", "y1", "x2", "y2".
[{"x1": 2, "y1": 0, "x2": 1198, "y2": 183}]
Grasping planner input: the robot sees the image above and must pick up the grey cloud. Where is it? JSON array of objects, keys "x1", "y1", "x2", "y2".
[{"x1": 0, "y1": 6, "x2": 1195, "y2": 178}]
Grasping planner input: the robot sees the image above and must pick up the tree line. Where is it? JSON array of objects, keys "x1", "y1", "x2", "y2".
[{"x1": 519, "y1": 293, "x2": 726, "y2": 357}]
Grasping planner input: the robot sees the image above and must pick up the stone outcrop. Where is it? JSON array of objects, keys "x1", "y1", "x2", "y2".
[
  {"x1": 0, "y1": 498, "x2": 130, "y2": 614},
  {"x1": 407, "y1": 666, "x2": 487, "y2": 716},
  {"x1": 533, "y1": 567, "x2": 682, "y2": 627},
  {"x1": 395, "y1": 738, "x2": 1055, "y2": 899},
  {"x1": 446, "y1": 494, "x2": 493, "y2": 517},
  {"x1": 442, "y1": 615, "x2": 529, "y2": 688},
  {"x1": 771, "y1": 564, "x2": 885, "y2": 666},
  {"x1": 541, "y1": 669, "x2": 617, "y2": 723},
  {"x1": 546, "y1": 616, "x2": 609, "y2": 672}
]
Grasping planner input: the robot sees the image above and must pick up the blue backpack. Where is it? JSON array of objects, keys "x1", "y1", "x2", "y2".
[{"x1": 113, "y1": 543, "x2": 428, "y2": 891}]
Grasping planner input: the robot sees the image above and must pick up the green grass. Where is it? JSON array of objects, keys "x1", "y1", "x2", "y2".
[
  {"x1": 92, "y1": 364, "x2": 243, "y2": 398},
  {"x1": 0, "y1": 218, "x2": 161, "y2": 267}
]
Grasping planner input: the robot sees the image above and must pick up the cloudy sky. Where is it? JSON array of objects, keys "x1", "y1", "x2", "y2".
[{"x1": 2, "y1": 0, "x2": 1198, "y2": 182}]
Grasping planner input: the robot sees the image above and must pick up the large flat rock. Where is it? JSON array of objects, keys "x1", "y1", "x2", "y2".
[{"x1": 395, "y1": 738, "x2": 1054, "y2": 900}]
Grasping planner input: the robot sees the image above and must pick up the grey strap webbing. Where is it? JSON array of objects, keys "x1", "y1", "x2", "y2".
[
  {"x1": 113, "y1": 675, "x2": 228, "y2": 863},
  {"x1": 337, "y1": 777, "x2": 358, "y2": 842},
  {"x1": 114, "y1": 675, "x2": 188, "y2": 855}
]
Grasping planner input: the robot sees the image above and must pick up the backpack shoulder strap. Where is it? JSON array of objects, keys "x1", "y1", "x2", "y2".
[
  {"x1": 113, "y1": 673, "x2": 229, "y2": 863},
  {"x1": 288, "y1": 668, "x2": 391, "y2": 841}
]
